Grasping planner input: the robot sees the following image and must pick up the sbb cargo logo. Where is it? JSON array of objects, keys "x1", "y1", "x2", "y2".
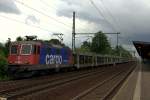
[{"x1": 46, "y1": 54, "x2": 62, "y2": 64}]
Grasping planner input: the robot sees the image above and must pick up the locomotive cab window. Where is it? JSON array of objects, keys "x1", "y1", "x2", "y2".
[
  {"x1": 10, "y1": 45, "x2": 18, "y2": 54},
  {"x1": 21, "y1": 44, "x2": 32, "y2": 55}
]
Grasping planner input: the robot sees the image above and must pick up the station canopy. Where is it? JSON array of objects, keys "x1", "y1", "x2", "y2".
[{"x1": 133, "y1": 41, "x2": 150, "y2": 59}]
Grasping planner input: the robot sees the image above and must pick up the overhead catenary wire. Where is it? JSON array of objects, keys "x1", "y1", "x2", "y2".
[
  {"x1": 89, "y1": 0, "x2": 118, "y2": 32},
  {"x1": 0, "y1": 15, "x2": 53, "y2": 33},
  {"x1": 40, "y1": 0, "x2": 85, "y2": 30},
  {"x1": 39, "y1": 0, "x2": 59, "y2": 11},
  {"x1": 40, "y1": 0, "x2": 93, "y2": 31},
  {"x1": 92, "y1": 0, "x2": 133, "y2": 50},
  {"x1": 39, "y1": 0, "x2": 73, "y2": 26},
  {"x1": 30, "y1": 0, "x2": 96, "y2": 32},
  {"x1": 119, "y1": 35, "x2": 131, "y2": 44},
  {"x1": 15, "y1": 0, "x2": 71, "y2": 30},
  {"x1": 99, "y1": 0, "x2": 122, "y2": 32}
]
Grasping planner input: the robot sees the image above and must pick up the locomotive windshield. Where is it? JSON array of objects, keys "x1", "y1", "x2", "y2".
[
  {"x1": 21, "y1": 44, "x2": 32, "y2": 54},
  {"x1": 10, "y1": 45, "x2": 18, "y2": 54}
]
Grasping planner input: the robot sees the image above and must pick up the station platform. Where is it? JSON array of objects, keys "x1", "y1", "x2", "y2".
[{"x1": 113, "y1": 62, "x2": 150, "y2": 100}]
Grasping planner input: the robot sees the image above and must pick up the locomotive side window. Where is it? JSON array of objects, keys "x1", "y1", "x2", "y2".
[
  {"x1": 11, "y1": 45, "x2": 17, "y2": 54},
  {"x1": 21, "y1": 44, "x2": 32, "y2": 54}
]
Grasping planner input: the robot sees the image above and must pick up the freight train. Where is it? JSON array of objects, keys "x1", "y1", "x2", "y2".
[{"x1": 7, "y1": 38, "x2": 133, "y2": 78}]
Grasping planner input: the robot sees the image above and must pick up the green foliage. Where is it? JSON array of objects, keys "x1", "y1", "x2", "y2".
[
  {"x1": 76, "y1": 48, "x2": 91, "y2": 53},
  {"x1": 0, "y1": 52, "x2": 8, "y2": 80},
  {"x1": 4, "y1": 38, "x2": 11, "y2": 56},
  {"x1": 117, "y1": 46, "x2": 132, "y2": 57},
  {"x1": 48, "y1": 39, "x2": 65, "y2": 46},
  {"x1": 0, "y1": 43, "x2": 8, "y2": 57},
  {"x1": 81, "y1": 41, "x2": 91, "y2": 48},
  {"x1": 110, "y1": 46, "x2": 132, "y2": 57},
  {"x1": 0, "y1": 42, "x2": 9, "y2": 80},
  {"x1": 79, "y1": 41, "x2": 91, "y2": 52},
  {"x1": 16, "y1": 36, "x2": 23, "y2": 41},
  {"x1": 109, "y1": 48, "x2": 118, "y2": 56},
  {"x1": 79, "y1": 31, "x2": 132, "y2": 58},
  {"x1": 49, "y1": 39, "x2": 61, "y2": 45},
  {"x1": 90, "y1": 31, "x2": 111, "y2": 54},
  {"x1": 0, "y1": 55, "x2": 8, "y2": 78}
]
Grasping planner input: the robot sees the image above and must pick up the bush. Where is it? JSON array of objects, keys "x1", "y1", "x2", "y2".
[{"x1": 0, "y1": 55, "x2": 8, "y2": 79}]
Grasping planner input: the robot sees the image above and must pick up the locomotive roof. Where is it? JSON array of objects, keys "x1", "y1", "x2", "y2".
[
  {"x1": 11, "y1": 41, "x2": 41, "y2": 45},
  {"x1": 11, "y1": 40, "x2": 70, "y2": 49}
]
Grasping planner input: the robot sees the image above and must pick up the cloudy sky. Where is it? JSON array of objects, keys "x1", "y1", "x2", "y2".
[{"x1": 0, "y1": 0, "x2": 150, "y2": 55}]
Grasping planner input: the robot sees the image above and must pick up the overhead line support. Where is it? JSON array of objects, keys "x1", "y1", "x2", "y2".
[{"x1": 72, "y1": 12, "x2": 76, "y2": 52}]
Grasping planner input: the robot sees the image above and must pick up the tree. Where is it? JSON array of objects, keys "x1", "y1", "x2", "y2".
[
  {"x1": 4, "y1": 38, "x2": 11, "y2": 57},
  {"x1": 111, "y1": 46, "x2": 132, "y2": 57},
  {"x1": 16, "y1": 36, "x2": 23, "y2": 41},
  {"x1": 0, "y1": 42, "x2": 8, "y2": 79},
  {"x1": 117, "y1": 46, "x2": 132, "y2": 57},
  {"x1": 81, "y1": 41, "x2": 91, "y2": 48},
  {"x1": 48, "y1": 39, "x2": 65, "y2": 46},
  {"x1": 0, "y1": 43, "x2": 5, "y2": 57},
  {"x1": 78, "y1": 41, "x2": 91, "y2": 52},
  {"x1": 90, "y1": 31, "x2": 111, "y2": 54},
  {"x1": 0, "y1": 55, "x2": 8, "y2": 78}
]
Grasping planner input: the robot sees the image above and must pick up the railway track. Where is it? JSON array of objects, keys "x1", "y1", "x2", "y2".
[
  {"x1": 0, "y1": 62, "x2": 136, "y2": 100},
  {"x1": 0, "y1": 67, "x2": 107, "y2": 91},
  {"x1": 0, "y1": 66, "x2": 109, "y2": 100},
  {"x1": 72, "y1": 63, "x2": 135, "y2": 100}
]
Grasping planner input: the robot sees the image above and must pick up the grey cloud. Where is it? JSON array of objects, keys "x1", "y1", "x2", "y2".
[
  {"x1": 60, "y1": 0, "x2": 82, "y2": 6},
  {"x1": 57, "y1": 8, "x2": 104, "y2": 24},
  {"x1": 127, "y1": 33, "x2": 150, "y2": 43},
  {"x1": 25, "y1": 15, "x2": 40, "y2": 24},
  {"x1": 56, "y1": 2, "x2": 114, "y2": 30},
  {"x1": 0, "y1": 0, "x2": 20, "y2": 14}
]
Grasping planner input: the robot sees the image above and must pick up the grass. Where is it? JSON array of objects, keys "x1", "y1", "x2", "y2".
[{"x1": 0, "y1": 75, "x2": 10, "y2": 81}]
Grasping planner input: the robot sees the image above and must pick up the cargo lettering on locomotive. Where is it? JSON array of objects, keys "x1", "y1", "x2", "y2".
[{"x1": 45, "y1": 54, "x2": 62, "y2": 64}]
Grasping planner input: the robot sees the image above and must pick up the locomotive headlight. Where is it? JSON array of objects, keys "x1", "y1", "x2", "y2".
[
  {"x1": 9, "y1": 61, "x2": 13, "y2": 64},
  {"x1": 24, "y1": 61, "x2": 29, "y2": 64}
]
